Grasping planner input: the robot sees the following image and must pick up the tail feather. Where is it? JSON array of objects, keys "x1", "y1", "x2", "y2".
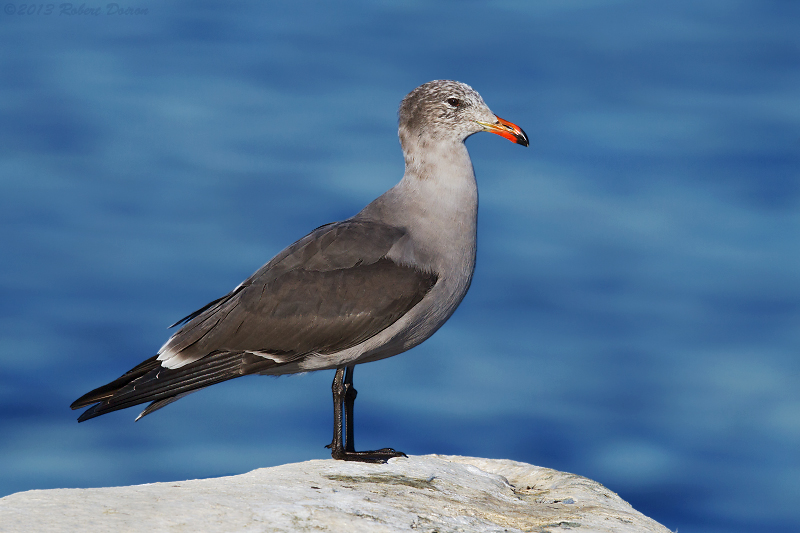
[{"x1": 72, "y1": 352, "x2": 278, "y2": 422}]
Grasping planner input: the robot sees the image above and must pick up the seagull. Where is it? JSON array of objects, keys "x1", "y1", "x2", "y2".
[{"x1": 71, "y1": 80, "x2": 528, "y2": 463}]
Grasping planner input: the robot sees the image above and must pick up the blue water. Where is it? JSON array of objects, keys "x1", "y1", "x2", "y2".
[{"x1": 1, "y1": 1, "x2": 798, "y2": 531}]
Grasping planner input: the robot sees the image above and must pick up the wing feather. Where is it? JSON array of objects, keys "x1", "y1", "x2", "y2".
[
  {"x1": 159, "y1": 219, "x2": 437, "y2": 369},
  {"x1": 73, "y1": 218, "x2": 439, "y2": 421}
]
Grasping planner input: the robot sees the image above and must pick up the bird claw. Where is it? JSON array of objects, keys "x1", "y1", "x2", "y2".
[{"x1": 330, "y1": 447, "x2": 406, "y2": 463}]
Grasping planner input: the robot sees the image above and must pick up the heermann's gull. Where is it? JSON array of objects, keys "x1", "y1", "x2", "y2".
[{"x1": 71, "y1": 80, "x2": 528, "y2": 463}]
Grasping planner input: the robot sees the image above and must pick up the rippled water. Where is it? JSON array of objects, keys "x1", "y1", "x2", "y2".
[{"x1": 1, "y1": 2, "x2": 798, "y2": 532}]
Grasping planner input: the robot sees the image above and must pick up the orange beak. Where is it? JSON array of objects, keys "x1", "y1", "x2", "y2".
[{"x1": 476, "y1": 116, "x2": 529, "y2": 147}]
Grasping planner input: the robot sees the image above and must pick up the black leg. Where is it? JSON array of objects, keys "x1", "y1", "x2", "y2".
[
  {"x1": 325, "y1": 365, "x2": 406, "y2": 463},
  {"x1": 343, "y1": 366, "x2": 356, "y2": 452},
  {"x1": 327, "y1": 367, "x2": 346, "y2": 456}
]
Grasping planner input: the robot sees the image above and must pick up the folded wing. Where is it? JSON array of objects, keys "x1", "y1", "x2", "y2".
[{"x1": 71, "y1": 219, "x2": 438, "y2": 421}]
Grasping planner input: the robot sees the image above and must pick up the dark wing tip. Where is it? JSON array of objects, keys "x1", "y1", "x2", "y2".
[
  {"x1": 71, "y1": 352, "x2": 278, "y2": 423},
  {"x1": 71, "y1": 355, "x2": 162, "y2": 414},
  {"x1": 75, "y1": 403, "x2": 103, "y2": 423},
  {"x1": 71, "y1": 395, "x2": 101, "y2": 411}
]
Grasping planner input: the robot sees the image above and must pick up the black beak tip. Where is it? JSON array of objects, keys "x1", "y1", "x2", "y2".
[{"x1": 516, "y1": 129, "x2": 529, "y2": 147}]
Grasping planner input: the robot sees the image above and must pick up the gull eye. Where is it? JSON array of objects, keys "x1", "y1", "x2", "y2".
[{"x1": 446, "y1": 98, "x2": 462, "y2": 108}]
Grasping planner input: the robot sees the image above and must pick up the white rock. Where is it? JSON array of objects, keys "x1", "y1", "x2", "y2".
[{"x1": 0, "y1": 455, "x2": 671, "y2": 533}]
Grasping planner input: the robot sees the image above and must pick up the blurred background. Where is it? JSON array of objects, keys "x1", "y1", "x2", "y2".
[{"x1": 1, "y1": 1, "x2": 798, "y2": 531}]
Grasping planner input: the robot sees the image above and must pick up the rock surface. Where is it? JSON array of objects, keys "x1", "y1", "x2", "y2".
[{"x1": 0, "y1": 455, "x2": 670, "y2": 532}]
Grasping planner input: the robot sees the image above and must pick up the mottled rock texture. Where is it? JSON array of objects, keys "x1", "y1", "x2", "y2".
[{"x1": 0, "y1": 455, "x2": 671, "y2": 532}]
